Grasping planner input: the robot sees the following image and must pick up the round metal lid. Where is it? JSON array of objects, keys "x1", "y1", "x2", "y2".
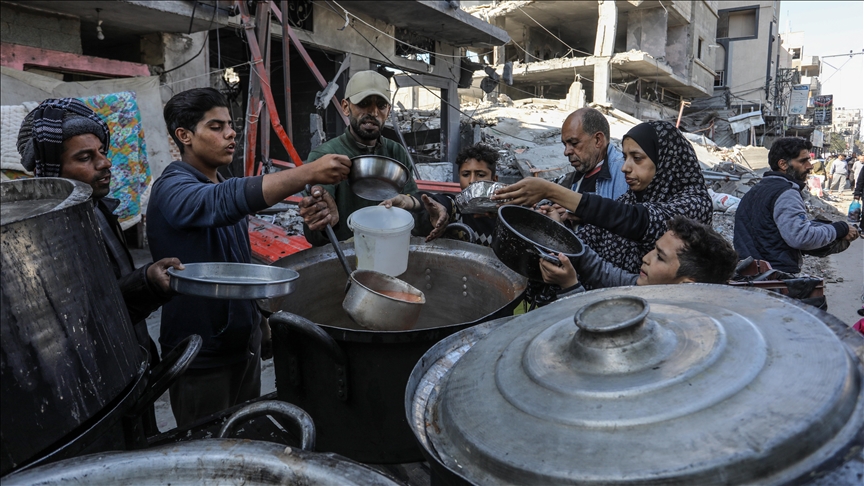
[{"x1": 427, "y1": 285, "x2": 864, "y2": 485}]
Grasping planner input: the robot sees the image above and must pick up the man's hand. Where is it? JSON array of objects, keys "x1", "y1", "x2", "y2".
[
  {"x1": 380, "y1": 194, "x2": 417, "y2": 211},
  {"x1": 146, "y1": 258, "x2": 184, "y2": 293},
  {"x1": 491, "y1": 177, "x2": 558, "y2": 207},
  {"x1": 845, "y1": 225, "x2": 860, "y2": 241},
  {"x1": 539, "y1": 252, "x2": 578, "y2": 289},
  {"x1": 300, "y1": 185, "x2": 339, "y2": 232},
  {"x1": 422, "y1": 194, "x2": 449, "y2": 242},
  {"x1": 306, "y1": 154, "x2": 351, "y2": 185}
]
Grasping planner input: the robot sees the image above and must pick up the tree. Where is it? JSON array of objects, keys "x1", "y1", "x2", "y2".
[{"x1": 828, "y1": 132, "x2": 847, "y2": 154}]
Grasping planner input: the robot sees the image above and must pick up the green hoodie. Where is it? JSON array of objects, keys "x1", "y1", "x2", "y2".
[{"x1": 302, "y1": 128, "x2": 418, "y2": 245}]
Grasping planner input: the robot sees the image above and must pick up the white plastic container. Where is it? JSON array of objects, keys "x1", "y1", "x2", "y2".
[{"x1": 347, "y1": 206, "x2": 414, "y2": 276}]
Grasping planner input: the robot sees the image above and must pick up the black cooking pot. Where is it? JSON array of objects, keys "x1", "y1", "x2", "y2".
[
  {"x1": 1, "y1": 179, "x2": 141, "y2": 476},
  {"x1": 268, "y1": 238, "x2": 526, "y2": 463},
  {"x1": 492, "y1": 205, "x2": 585, "y2": 281}
]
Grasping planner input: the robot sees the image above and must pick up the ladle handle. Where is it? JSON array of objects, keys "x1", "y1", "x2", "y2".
[{"x1": 306, "y1": 184, "x2": 353, "y2": 277}]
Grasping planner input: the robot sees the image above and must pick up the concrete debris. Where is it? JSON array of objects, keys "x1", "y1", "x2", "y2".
[{"x1": 257, "y1": 206, "x2": 304, "y2": 236}]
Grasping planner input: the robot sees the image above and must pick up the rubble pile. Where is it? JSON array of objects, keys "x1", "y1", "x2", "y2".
[{"x1": 257, "y1": 206, "x2": 304, "y2": 236}]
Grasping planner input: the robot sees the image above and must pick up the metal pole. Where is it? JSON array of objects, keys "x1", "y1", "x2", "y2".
[
  {"x1": 259, "y1": 2, "x2": 272, "y2": 175},
  {"x1": 281, "y1": 0, "x2": 293, "y2": 142},
  {"x1": 387, "y1": 87, "x2": 421, "y2": 180}
]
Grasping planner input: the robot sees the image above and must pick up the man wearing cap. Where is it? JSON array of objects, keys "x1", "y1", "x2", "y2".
[
  {"x1": 17, "y1": 98, "x2": 183, "y2": 435},
  {"x1": 300, "y1": 70, "x2": 419, "y2": 246}
]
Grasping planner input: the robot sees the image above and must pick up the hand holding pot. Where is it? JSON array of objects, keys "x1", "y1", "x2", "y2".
[
  {"x1": 539, "y1": 252, "x2": 578, "y2": 288},
  {"x1": 147, "y1": 257, "x2": 184, "y2": 293},
  {"x1": 492, "y1": 177, "x2": 558, "y2": 207},
  {"x1": 300, "y1": 186, "x2": 339, "y2": 232},
  {"x1": 422, "y1": 194, "x2": 449, "y2": 242}
]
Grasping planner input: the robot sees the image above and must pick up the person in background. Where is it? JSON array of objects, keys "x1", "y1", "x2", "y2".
[
  {"x1": 299, "y1": 70, "x2": 419, "y2": 246},
  {"x1": 827, "y1": 154, "x2": 848, "y2": 195},
  {"x1": 17, "y1": 98, "x2": 183, "y2": 435},
  {"x1": 733, "y1": 137, "x2": 858, "y2": 274},
  {"x1": 494, "y1": 120, "x2": 712, "y2": 281},
  {"x1": 851, "y1": 155, "x2": 863, "y2": 194},
  {"x1": 539, "y1": 216, "x2": 738, "y2": 299},
  {"x1": 399, "y1": 143, "x2": 499, "y2": 246},
  {"x1": 149, "y1": 88, "x2": 350, "y2": 427}
]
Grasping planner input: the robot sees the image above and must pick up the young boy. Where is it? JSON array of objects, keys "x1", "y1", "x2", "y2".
[
  {"x1": 540, "y1": 215, "x2": 739, "y2": 298},
  {"x1": 148, "y1": 88, "x2": 350, "y2": 427},
  {"x1": 386, "y1": 144, "x2": 500, "y2": 246}
]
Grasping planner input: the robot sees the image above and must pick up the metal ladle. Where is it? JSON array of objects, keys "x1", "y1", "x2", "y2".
[{"x1": 306, "y1": 185, "x2": 353, "y2": 277}]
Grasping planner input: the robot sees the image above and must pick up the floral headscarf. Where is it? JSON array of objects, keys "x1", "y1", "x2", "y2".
[{"x1": 575, "y1": 120, "x2": 712, "y2": 278}]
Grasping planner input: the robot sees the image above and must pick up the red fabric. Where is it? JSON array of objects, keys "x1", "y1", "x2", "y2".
[{"x1": 854, "y1": 318, "x2": 864, "y2": 335}]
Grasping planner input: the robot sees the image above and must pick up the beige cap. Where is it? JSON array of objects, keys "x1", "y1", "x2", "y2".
[{"x1": 344, "y1": 70, "x2": 391, "y2": 104}]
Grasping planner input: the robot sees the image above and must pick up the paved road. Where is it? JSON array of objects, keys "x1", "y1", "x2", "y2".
[{"x1": 824, "y1": 236, "x2": 864, "y2": 327}]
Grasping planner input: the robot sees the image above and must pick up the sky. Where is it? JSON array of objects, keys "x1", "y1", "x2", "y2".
[{"x1": 780, "y1": 1, "x2": 864, "y2": 111}]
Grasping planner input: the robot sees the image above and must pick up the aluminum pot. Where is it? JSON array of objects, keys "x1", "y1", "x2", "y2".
[
  {"x1": 1, "y1": 178, "x2": 141, "y2": 476},
  {"x1": 492, "y1": 205, "x2": 585, "y2": 281},
  {"x1": 348, "y1": 155, "x2": 410, "y2": 201},
  {"x1": 3, "y1": 401, "x2": 400, "y2": 486},
  {"x1": 343, "y1": 269, "x2": 425, "y2": 331},
  {"x1": 407, "y1": 285, "x2": 864, "y2": 485},
  {"x1": 268, "y1": 238, "x2": 527, "y2": 463}
]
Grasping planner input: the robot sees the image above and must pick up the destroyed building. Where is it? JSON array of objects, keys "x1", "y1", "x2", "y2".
[
  {"x1": 461, "y1": 1, "x2": 719, "y2": 122},
  {"x1": 2, "y1": 0, "x2": 510, "y2": 179}
]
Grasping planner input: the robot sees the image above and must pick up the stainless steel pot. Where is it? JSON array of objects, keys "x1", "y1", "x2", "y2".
[
  {"x1": 408, "y1": 285, "x2": 864, "y2": 485},
  {"x1": 268, "y1": 238, "x2": 527, "y2": 463},
  {"x1": 348, "y1": 155, "x2": 410, "y2": 201},
  {"x1": 343, "y1": 269, "x2": 425, "y2": 331},
  {"x1": 3, "y1": 401, "x2": 400, "y2": 486},
  {"x1": 1, "y1": 178, "x2": 141, "y2": 476}
]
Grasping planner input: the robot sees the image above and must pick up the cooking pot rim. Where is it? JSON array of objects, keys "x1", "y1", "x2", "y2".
[{"x1": 0, "y1": 178, "x2": 93, "y2": 226}]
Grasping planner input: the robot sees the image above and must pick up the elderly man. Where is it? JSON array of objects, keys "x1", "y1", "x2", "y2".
[
  {"x1": 17, "y1": 98, "x2": 182, "y2": 434},
  {"x1": 300, "y1": 70, "x2": 419, "y2": 245},
  {"x1": 529, "y1": 107, "x2": 629, "y2": 226},
  {"x1": 734, "y1": 137, "x2": 858, "y2": 274}
]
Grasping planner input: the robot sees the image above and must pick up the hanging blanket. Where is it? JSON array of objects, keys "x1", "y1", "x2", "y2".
[{"x1": 79, "y1": 91, "x2": 151, "y2": 227}]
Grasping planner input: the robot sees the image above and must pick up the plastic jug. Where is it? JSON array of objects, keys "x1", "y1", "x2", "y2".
[{"x1": 347, "y1": 206, "x2": 414, "y2": 276}]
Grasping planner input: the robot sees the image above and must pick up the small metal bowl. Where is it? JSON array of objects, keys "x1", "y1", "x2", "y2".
[
  {"x1": 168, "y1": 263, "x2": 299, "y2": 300},
  {"x1": 348, "y1": 155, "x2": 410, "y2": 201},
  {"x1": 455, "y1": 180, "x2": 509, "y2": 214}
]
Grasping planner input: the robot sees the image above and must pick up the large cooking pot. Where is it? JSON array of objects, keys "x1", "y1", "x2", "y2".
[
  {"x1": 492, "y1": 205, "x2": 585, "y2": 281},
  {"x1": 3, "y1": 401, "x2": 400, "y2": 485},
  {"x1": 407, "y1": 285, "x2": 864, "y2": 485},
  {"x1": 268, "y1": 237, "x2": 527, "y2": 463},
  {"x1": 1, "y1": 178, "x2": 141, "y2": 476}
]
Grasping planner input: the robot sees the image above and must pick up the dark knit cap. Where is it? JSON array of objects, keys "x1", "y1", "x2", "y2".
[{"x1": 17, "y1": 98, "x2": 109, "y2": 177}]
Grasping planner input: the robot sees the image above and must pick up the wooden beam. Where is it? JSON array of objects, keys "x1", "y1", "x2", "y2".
[{"x1": 1, "y1": 43, "x2": 150, "y2": 78}]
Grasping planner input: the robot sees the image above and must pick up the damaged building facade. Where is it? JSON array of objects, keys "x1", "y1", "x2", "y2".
[
  {"x1": 462, "y1": 0, "x2": 719, "y2": 122},
  {"x1": 1, "y1": 0, "x2": 510, "y2": 182}
]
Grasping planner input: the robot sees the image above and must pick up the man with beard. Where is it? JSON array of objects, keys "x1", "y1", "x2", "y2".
[
  {"x1": 300, "y1": 70, "x2": 418, "y2": 245},
  {"x1": 734, "y1": 137, "x2": 858, "y2": 274}
]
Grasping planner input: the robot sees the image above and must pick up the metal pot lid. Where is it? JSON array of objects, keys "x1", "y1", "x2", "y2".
[{"x1": 427, "y1": 285, "x2": 864, "y2": 485}]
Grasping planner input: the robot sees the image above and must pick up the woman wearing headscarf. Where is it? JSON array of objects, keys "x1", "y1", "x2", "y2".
[{"x1": 493, "y1": 120, "x2": 712, "y2": 278}]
